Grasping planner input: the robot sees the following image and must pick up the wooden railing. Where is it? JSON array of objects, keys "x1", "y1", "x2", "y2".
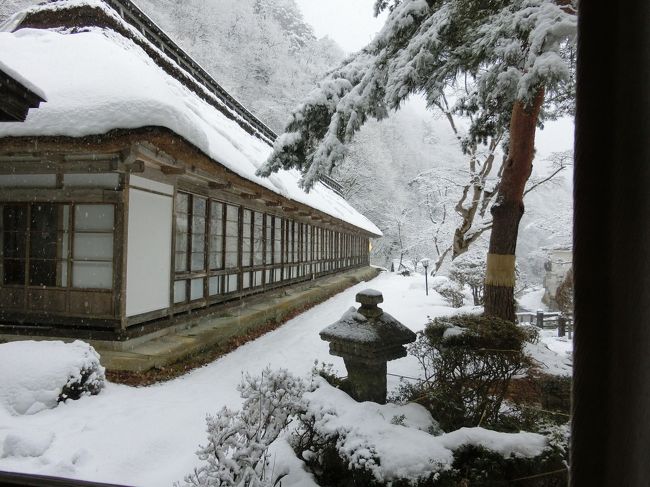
[{"x1": 516, "y1": 310, "x2": 573, "y2": 338}]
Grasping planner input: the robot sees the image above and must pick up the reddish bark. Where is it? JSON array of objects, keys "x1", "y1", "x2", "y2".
[{"x1": 484, "y1": 89, "x2": 545, "y2": 320}]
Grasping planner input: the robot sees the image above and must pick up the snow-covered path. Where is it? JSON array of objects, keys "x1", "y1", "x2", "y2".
[
  {"x1": 0, "y1": 272, "x2": 459, "y2": 486},
  {"x1": 0, "y1": 272, "x2": 572, "y2": 486}
]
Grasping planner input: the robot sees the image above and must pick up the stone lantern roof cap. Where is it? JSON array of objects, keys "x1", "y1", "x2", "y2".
[
  {"x1": 355, "y1": 288, "x2": 383, "y2": 306},
  {"x1": 319, "y1": 306, "x2": 416, "y2": 346}
]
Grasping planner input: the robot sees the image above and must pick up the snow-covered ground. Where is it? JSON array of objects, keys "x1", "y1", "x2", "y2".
[{"x1": 0, "y1": 272, "x2": 572, "y2": 486}]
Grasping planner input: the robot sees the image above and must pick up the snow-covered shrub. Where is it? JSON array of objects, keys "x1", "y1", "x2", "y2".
[
  {"x1": 182, "y1": 367, "x2": 306, "y2": 487},
  {"x1": 440, "y1": 420, "x2": 569, "y2": 486},
  {"x1": 429, "y1": 275, "x2": 450, "y2": 289},
  {"x1": 292, "y1": 406, "x2": 379, "y2": 487},
  {"x1": 448, "y1": 253, "x2": 486, "y2": 306},
  {"x1": 432, "y1": 280, "x2": 464, "y2": 308},
  {"x1": 292, "y1": 378, "x2": 566, "y2": 486},
  {"x1": 310, "y1": 360, "x2": 345, "y2": 388},
  {"x1": 398, "y1": 315, "x2": 534, "y2": 431},
  {"x1": 0, "y1": 340, "x2": 105, "y2": 415},
  {"x1": 440, "y1": 441, "x2": 568, "y2": 486}
]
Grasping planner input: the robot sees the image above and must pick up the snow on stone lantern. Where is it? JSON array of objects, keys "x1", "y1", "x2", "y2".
[{"x1": 319, "y1": 289, "x2": 416, "y2": 404}]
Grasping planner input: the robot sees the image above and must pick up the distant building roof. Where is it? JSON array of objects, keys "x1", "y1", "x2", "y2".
[
  {"x1": 0, "y1": 59, "x2": 45, "y2": 122},
  {"x1": 0, "y1": 0, "x2": 380, "y2": 235}
]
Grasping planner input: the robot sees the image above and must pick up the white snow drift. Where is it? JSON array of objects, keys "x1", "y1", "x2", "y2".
[{"x1": 0, "y1": 340, "x2": 105, "y2": 416}]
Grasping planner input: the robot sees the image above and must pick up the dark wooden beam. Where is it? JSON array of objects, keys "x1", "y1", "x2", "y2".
[
  {"x1": 208, "y1": 181, "x2": 231, "y2": 190},
  {"x1": 0, "y1": 188, "x2": 120, "y2": 203},
  {"x1": 124, "y1": 160, "x2": 145, "y2": 173},
  {"x1": 571, "y1": 1, "x2": 650, "y2": 485},
  {"x1": 0, "y1": 158, "x2": 120, "y2": 174},
  {"x1": 240, "y1": 192, "x2": 260, "y2": 200},
  {"x1": 160, "y1": 165, "x2": 185, "y2": 175},
  {"x1": 282, "y1": 206, "x2": 298, "y2": 212},
  {"x1": 0, "y1": 469, "x2": 131, "y2": 486},
  {"x1": 265, "y1": 201, "x2": 281, "y2": 207}
]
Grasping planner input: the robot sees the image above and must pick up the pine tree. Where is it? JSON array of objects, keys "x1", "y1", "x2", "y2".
[{"x1": 258, "y1": 0, "x2": 577, "y2": 320}]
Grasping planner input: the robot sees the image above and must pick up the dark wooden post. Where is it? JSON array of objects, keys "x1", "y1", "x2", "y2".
[
  {"x1": 571, "y1": 0, "x2": 650, "y2": 484},
  {"x1": 558, "y1": 316, "x2": 566, "y2": 338},
  {"x1": 536, "y1": 310, "x2": 544, "y2": 329}
]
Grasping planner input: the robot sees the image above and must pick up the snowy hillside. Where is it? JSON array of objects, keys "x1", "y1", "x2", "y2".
[{"x1": 131, "y1": 0, "x2": 344, "y2": 132}]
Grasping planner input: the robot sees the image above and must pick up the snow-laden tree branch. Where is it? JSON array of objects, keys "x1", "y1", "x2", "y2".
[{"x1": 258, "y1": 0, "x2": 576, "y2": 191}]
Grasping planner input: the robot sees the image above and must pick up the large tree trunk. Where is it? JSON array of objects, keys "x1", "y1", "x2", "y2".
[{"x1": 483, "y1": 89, "x2": 544, "y2": 320}]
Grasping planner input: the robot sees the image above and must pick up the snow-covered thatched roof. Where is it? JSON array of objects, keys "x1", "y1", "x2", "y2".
[{"x1": 0, "y1": 0, "x2": 381, "y2": 236}]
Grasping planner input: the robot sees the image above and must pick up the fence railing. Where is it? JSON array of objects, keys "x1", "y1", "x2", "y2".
[{"x1": 516, "y1": 310, "x2": 573, "y2": 338}]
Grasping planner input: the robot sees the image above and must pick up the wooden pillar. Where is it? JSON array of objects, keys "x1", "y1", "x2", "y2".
[{"x1": 571, "y1": 0, "x2": 650, "y2": 484}]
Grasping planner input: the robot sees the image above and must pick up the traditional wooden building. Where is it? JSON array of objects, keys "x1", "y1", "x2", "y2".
[{"x1": 0, "y1": 0, "x2": 381, "y2": 341}]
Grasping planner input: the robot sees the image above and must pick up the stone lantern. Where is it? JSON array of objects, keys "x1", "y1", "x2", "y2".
[{"x1": 319, "y1": 289, "x2": 416, "y2": 404}]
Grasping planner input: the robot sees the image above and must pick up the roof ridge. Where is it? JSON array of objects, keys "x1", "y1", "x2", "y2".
[
  {"x1": 101, "y1": 0, "x2": 278, "y2": 144},
  {"x1": 14, "y1": 0, "x2": 278, "y2": 146}
]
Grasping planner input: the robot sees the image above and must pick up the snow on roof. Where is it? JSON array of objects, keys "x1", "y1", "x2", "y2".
[
  {"x1": 0, "y1": 58, "x2": 46, "y2": 101},
  {"x1": 0, "y1": 3, "x2": 381, "y2": 236}
]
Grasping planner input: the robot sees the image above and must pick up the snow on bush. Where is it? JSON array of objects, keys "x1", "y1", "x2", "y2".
[
  {"x1": 0, "y1": 340, "x2": 105, "y2": 416},
  {"x1": 181, "y1": 363, "x2": 565, "y2": 486},
  {"x1": 398, "y1": 314, "x2": 535, "y2": 431},
  {"x1": 182, "y1": 367, "x2": 306, "y2": 487},
  {"x1": 448, "y1": 252, "x2": 486, "y2": 306},
  {"x1": 431, "y1": 279, "x2": 465, "y2": 308},
  {"x1": 293, "y1": 377, "x2": 552, "y2": 485}
]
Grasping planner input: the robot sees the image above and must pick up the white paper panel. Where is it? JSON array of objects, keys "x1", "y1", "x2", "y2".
[{"x1": 126, "y1": 188, "x2": 173, "y2": 316}]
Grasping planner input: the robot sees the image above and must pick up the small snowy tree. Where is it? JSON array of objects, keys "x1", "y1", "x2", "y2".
[
  {"x1": 258, "y1": 0, "x2": 577, "y2": 320},
  {"x1": 433, "y1": 279, "x2": 465, "y2": 308},
  {"x1": 183, "y1": 368, "x2": 306, "y2": 487},
  {"x1": 449, "y1": 249, "x2": 490, "y2": 306}
]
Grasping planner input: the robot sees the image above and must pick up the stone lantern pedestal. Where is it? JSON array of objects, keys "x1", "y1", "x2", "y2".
[{"x1": 319, "y1": 289, "x2": 416, "y2": 404}]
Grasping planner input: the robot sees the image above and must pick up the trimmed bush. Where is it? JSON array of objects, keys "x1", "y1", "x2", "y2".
[{"x1": 399, "y1": 314, "x2": 535, "y2": 431}]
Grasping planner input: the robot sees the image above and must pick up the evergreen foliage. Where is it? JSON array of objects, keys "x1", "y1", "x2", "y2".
[
  {"x1": 58, "y1": 360, "x2": 105, "y2": 403},
  {"x1": 293, "y1": 403, "x2": 569, "y2": 486},
  {"x1": 399, "y1": 314, "x2": 534, "y2": 431},
  {"x1": 259, "y1": 0, "x2": 577, "y2": 190}
]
